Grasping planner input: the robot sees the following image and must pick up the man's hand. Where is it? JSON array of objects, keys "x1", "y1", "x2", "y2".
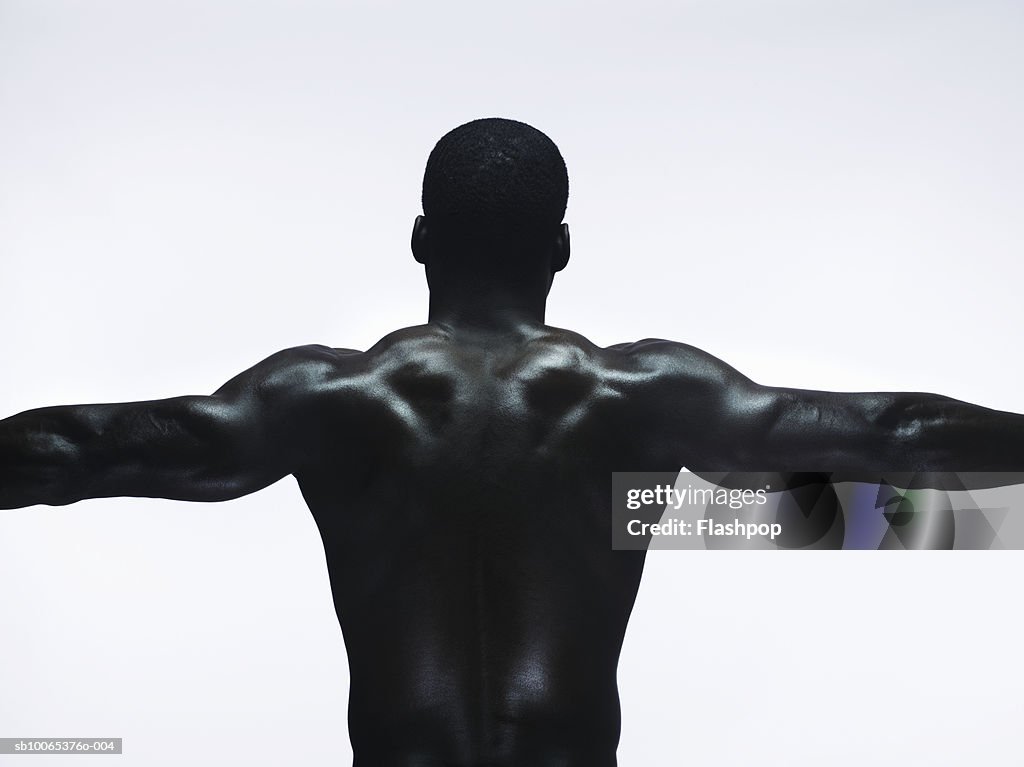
[{"x1": 0, "y1": 344, "x2": 350, "y2": 509}]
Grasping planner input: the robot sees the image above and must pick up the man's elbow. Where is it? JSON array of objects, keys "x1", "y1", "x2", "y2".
[{"x1": 0, "y1": 421, "x2": 92, "y2": 509}]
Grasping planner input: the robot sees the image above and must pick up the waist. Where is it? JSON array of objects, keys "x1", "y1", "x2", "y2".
[
  {"x1": 351, "y1": 744, "x2": 618, "y2": 767},
  {"x1": 347, "y1": 689, "x2": 621, "y2": 767}
]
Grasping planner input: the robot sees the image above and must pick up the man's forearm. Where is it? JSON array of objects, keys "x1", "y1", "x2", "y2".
[
  {"x1": 698, "y1": 391, "x2": 1024, "y2": 492},
  {"x1": 792, "y1": 392, "x2": 1024, "y2": 489},
  {"x1": 0, "y1": 407, "x2": 93, "y2": 509},
  {"x1": 865, "y1": 392, "x2": 1024, "y2": 479}
]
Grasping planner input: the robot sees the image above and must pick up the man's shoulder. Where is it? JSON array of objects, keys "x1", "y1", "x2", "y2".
[
  {"x1": 598, "y1": 337, "x2": 744, "y2": 388},
  {"x1": 233, "y1": 344, "x2": 369, "y2": 409},
  {"x1": 254, "y1": 343, "x2": 362, "y2": 379},
  {"x1": 491, "y1": 329, "x2": 750, "y2": 410},
  {"x1": 249, "y1": 329, "x2": 450, "y2": 397}
]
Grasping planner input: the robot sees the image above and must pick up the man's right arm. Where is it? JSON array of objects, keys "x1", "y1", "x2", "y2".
[{"x1": 617, "y1": 339, "x2": 1024, "y2": 489}]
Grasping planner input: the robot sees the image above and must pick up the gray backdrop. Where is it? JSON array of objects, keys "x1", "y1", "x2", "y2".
[{"x1": 2, "y1": 1, "x2": 1022, "y2": 764}]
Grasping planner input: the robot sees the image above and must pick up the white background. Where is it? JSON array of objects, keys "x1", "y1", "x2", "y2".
[{"x1": 2, "y1": 1, "x2": 1022, "y2": 764}]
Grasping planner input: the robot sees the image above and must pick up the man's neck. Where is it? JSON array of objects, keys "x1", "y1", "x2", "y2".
[{"x1": 426, "y1": 285, "x2": 548, "y2": 335}]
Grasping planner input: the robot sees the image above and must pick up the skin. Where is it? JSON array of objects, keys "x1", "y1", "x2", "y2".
[{"x1": 2, "y1": 214, "x2": 1023, "y2": 766}]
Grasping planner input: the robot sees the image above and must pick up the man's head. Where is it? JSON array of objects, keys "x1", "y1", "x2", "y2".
[{"x1": 413, "y1": 118, "x2": 570, "y2": 286}]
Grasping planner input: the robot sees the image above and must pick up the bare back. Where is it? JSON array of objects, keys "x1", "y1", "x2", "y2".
[{"x1": 293, "y1": 324, "x2": 653, "y2": 766}]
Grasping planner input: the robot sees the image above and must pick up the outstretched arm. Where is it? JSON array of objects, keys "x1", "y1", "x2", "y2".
[
  {"x1": 621, "y1": 340, "x2": 1024, "y2": 489},
  {"x1": 0, "y1": 345, "x2": 344, "y2": 509}
]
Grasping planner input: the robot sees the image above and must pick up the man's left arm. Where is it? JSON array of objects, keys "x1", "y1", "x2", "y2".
[{"x1": 0, "y1": 344, "x2": 344, "y2": 509}]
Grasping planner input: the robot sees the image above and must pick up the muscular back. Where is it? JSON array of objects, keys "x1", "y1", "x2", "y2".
[{"x1": 294, "y1": 324, "x2": 653, "y2": 766}]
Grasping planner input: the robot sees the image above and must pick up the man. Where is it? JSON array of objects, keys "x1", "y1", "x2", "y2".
[{"x1": 2, "y1": 118, "x2": 1022, "y2": 766}]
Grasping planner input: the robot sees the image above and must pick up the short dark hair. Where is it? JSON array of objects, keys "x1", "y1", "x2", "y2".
[{"x1": 422, "y1": 118, "x2": 569, "y2": 243}]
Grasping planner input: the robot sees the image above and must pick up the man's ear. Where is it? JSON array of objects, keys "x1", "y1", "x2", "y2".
[
  {"x1": 412, "y1": 215, "x2": 429, "y2": 265},
  {"x1": 551, "y1": 223, "x2": 570, "y2": 273}
]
